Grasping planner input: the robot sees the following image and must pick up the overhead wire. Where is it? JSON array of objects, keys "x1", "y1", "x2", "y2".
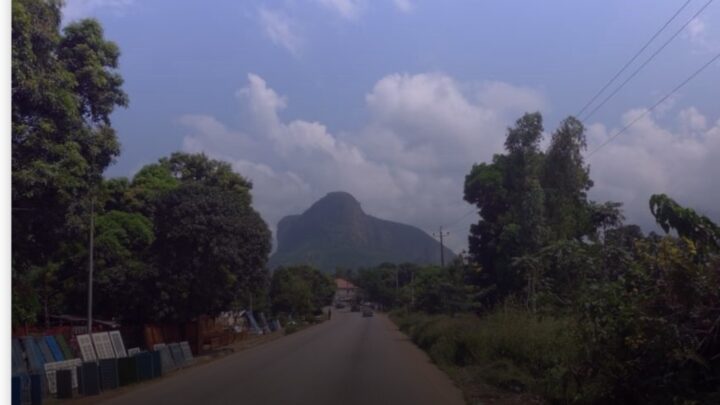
[
  {"x1": 580, "y1": 0, "x2": 714, "y2": 123},
  {"x1": 587, "y1": 51, "x2": 720, "y2": 158},
  {"x1": 575, "y1": 0, "x2": 693, "y2": 118},
  {"x1": 443, "y1": 208, "x2": 476, "y2": 231}
]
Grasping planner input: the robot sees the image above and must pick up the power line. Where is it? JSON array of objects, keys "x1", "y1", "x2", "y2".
[
  {"x1": 587, "y1": 51, "x2": 720, "y2": 158},
  {"x1": 444, "y1": 207, "x2": 476, "y2": 229},
  {"x1": 575, "y1": 0, "x2": 692, "y2": 118},
  {"x1": 581, "y1": 0, "x2": 714, "y2": 123}
]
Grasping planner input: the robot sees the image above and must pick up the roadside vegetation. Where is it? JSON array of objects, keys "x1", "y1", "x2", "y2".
[
  {"x1": 11, "y1": 0, "x2": 330, "y2": 329},
  {"x1": 357, "y1": 113, "x2": 720, "y2": 404}
]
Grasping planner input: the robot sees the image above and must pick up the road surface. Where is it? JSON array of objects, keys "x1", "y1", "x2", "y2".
[{"x1": 102, "y1": 309, "x2": 465, "y2": 405}]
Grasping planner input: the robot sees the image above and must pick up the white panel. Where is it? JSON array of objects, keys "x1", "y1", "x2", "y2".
[
  {"x1": 76, "y1": 334, "x2": 97, "y2": 362},
  {"x1": 44, "y1": 359, "x2": 82, "y2": 394},
  {"x1": 109, "y1": 330, "x2": 127, "y2": 358},
  {"x1": 91, "y1": 332, "x2": 116, "y2": 359}
]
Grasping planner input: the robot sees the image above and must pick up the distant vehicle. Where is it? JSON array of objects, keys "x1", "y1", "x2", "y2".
[
  {"x1": 350, "y1": 304, "x2": 359, "y2": 312},
  {"x1": 362, "y1": 308, "x2": 373, "y2": 317},
  {"x1": 335, "y1": 303, "x2": 345, "y2": 309}
]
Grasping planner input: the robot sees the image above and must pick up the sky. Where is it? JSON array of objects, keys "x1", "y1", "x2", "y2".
[{"x1": 62, "y1": 0, "x2": 720, "y2": 253}]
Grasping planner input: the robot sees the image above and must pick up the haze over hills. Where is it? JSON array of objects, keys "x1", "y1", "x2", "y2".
[{"x1": 269, "y1": 192, "x2": 455, "y2": 272}]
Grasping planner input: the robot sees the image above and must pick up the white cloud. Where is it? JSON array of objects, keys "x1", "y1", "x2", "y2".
[
  {"x1": 179, "y1": 72, "x2": 720, "y2": 254},
  {"x1": 62, "y1": 0, "x2": 133, "y2": 22},
  {"x1": 181, "y1": 73, "x2": 546, "y2": 252},
  {"x1": 259, "y1": 8, "x2": 303, "y2": 56},
  {"x1": 315, "y1": 0, "x2": 365, "y2": 20},
  {"x1": 392, "y1": 0, "x2": 414, "y2": 13},
  {"x1": 587, "y1": 108, "x2": 720, "y2": 232},
  {"x1": 685, "y1": 17, "x2": 719, "y2": 54},
  {"x1": 678, "y1": 106, "x2": 707, "y2": 133}
]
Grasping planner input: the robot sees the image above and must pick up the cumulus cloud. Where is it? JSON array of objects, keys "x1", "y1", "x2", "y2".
[
  {"x1": 259, "y1": 8, "x2": 303, "y2": 56},
  {"x1": 62, "y1": 0, "x2": 133, "y2": 22},
  {"x1": 587, "y1": 108, "x2": 720, "y2": 232},
  {"x1": 180, "y1": 72, "x2": 546, "y2": 252},
  {"x1": 179, "y1": 72, "x2": 720, "y2": 254}
]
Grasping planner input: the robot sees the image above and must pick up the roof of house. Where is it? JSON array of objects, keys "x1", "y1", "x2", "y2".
[{"x1": 335, "y1": 278, "x2": 357, "y2": 290}]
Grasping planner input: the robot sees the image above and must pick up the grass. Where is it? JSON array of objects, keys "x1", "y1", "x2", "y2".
[{"x1": 391, "y1": 308, "x2": 583, "y2": 404}]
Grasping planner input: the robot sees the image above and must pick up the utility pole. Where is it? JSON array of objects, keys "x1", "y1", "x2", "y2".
[
  {"x1": 433, "y1": 226, "x2": 450, "y2": 267},
  {"x1": 87, "y1": 197, "x2": 94, "y2": 334},
  {"x1": 395, "y1": 269, "x2": 399, "y2": 303}
]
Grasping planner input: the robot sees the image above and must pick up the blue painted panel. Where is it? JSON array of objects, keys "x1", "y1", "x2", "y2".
[
  {"x1": 151, "y1": 350, "x2": 162, "y2": 378},
  {"x1": 35, "y1": 336, "x2": 54, "y2": 364},
  {"x1": 21, "y1": 337, "x2": 45, "y2": 372},
  {"x1": 12, "y1": 338, "x2": 27, "y2": 374},
  {"x1": 44, "y1": 336, "x2": 64, "y2": 361},
  {"x1": 135, "y1": 352, "x2": 153, "y2": 381},
  {"x1": 247, "y1": 310, "x2": 261, "y2": 333},
  {"x1": 169, "y1": 343, "x2": 185, "y2": 366}
]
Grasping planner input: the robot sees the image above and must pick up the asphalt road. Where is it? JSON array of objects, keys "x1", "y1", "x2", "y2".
[{"x1": 102, "y1": 309, "x2": 465, "y2": 405}]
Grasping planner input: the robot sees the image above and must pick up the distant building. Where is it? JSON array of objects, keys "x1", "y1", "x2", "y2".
[{"x1": 335, "y1": 278, "x2": 358, "y2": 303}]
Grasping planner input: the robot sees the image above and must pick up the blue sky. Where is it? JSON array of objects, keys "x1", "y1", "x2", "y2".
[{"x1": 63, "y1": 0, "x2": 720, "y2": 252}]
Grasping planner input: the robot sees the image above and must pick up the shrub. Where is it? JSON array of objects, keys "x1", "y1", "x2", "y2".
[{"x1": 393, "y1": 308, "x2": 584, "y2": 402}]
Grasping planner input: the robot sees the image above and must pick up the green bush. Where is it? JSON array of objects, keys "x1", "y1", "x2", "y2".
[
  {"x1": 394, "y1": 308, "x2": 584, "y2": 402},
  {"x1": 284, "y1": 323, "x2": 300, "y2": 335}
]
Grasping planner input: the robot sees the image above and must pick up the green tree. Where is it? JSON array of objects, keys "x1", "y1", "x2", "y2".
[
  {"x1": 91, "y1": 211, "x2": 155, "y2": 321},
  {"x1": 152, "y1": 183, "x2": 271, "y2": 321},
  {"x1": 464, "y1": 113, "x2": 547, "y2": 303},
  {"x1": 270, "y1": 266, "x2": 334, "y2": 317},
  {"x1": 161, "y1": 152, "x2": 253, "y2": 204},
  {"x1": 12, "y1": 0, "x2": 127, "y2": 324},
  {"x1": 650, "y1": 193, "x2": 720, "y2": 256},
  {"x1": 541, "y1": 117, "x2": 593, "y2": 240},
  {"x1": 125, "y1": 163, "x2": 180, "y2": 218}
]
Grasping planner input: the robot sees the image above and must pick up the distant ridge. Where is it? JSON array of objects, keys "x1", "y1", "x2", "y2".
[{"x1": 269, "y1": 191, "x2": 455, "y2": 272}]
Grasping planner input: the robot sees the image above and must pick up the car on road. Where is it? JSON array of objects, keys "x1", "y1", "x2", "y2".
[
  {"x1": 335, "y1": 302, "x2": 345, "y2": 309},
  {"x1": 350, "y1": 304, "x2": 360, "y2": 312},
  {"x1": 362, "y1": 308, "x2": 373, "y2": 317}
]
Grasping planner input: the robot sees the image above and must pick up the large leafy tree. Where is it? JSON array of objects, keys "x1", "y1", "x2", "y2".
[
  {"x1": 464, "y1": 113, "x2": 547, "y2": 302},
  {"x1": 12, "y1": 0, "x2": 127, "y2": 324},
  {"x1": 152, "y1": 182, "x2": 271, "y2": 321}
]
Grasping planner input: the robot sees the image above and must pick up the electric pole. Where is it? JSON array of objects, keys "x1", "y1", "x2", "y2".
[
  {"x1": 433, "y1": 226, "x2": 450, "y2": 267},
  {"x1": 87, "y1": 197, "x2": 94, "y2": 334}
]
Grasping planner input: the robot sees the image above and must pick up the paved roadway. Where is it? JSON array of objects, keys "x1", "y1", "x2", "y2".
[{"x1": 102, "y1": 309, "x2": 465, "y2": 405}]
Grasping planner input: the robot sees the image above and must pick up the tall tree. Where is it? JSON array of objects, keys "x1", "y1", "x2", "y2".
[
  {"x1": 12, "y1": 0, "x2": 127, "y2": 324},
  {"x1": 464, "y1": 113, "x2": 546, "y2": 302},
  {"x1": 542, "y1": 117, "x2": 593, "y2": 240}
]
